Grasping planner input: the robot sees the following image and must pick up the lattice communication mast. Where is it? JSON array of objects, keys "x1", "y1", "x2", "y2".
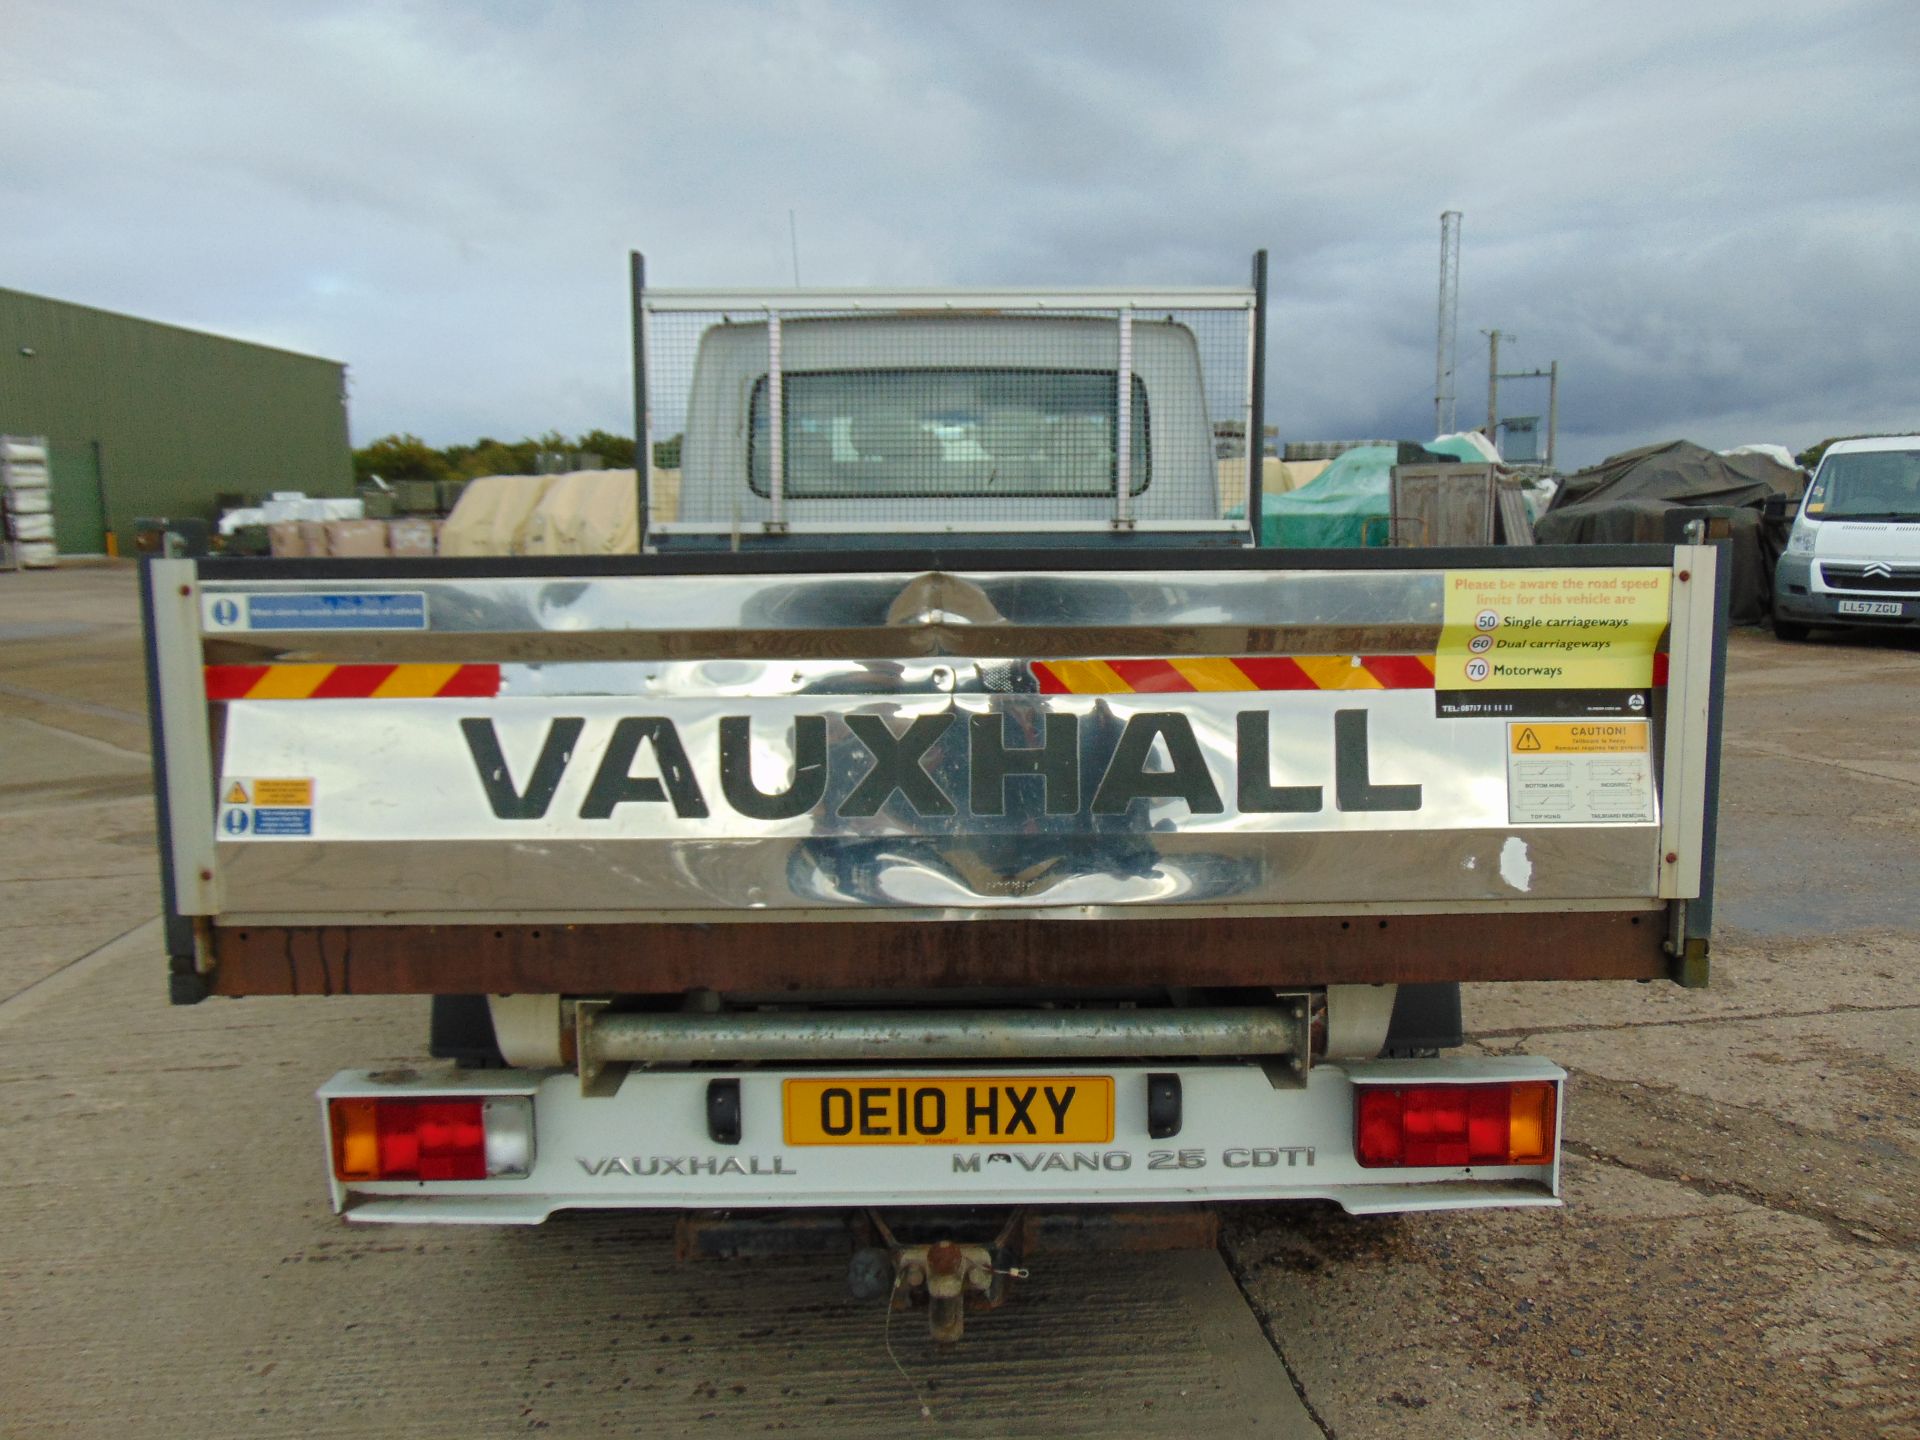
[{"x1": 1434, "y1": 210, "x2": 1462, "y2": 436}]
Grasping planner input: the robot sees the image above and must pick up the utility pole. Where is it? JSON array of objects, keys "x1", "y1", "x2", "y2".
[
  {"x1": 1484, "y1": 329, "x2": 1505, "y2": 443},
  {"x1": 1546, "y1": 360, "x2": 1559, "y2": 471},
  {"x1": 1483, "y1": 332, "x2": 1562, "y2": 467},
  {"x1": 1434, "y1": 211, "x2": 1461, "y2": 435}
]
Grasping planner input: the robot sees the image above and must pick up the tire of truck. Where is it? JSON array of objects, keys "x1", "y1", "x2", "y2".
[
  {"x1": 429, "y1": 994, "x2": 507, "y2": 1068},
  {"x1": 1772, "y1": 611, "x2": 1811, "y2": 642}
]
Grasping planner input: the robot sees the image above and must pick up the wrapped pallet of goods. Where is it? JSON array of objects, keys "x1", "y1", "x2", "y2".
[
  {"x1": 256, "y1": 492, "x2": 371, "y2": 558},
  {"x1": 260, "y1": 492, "x2": 309, "y2": 524},
  {"x1": 522, "y1": 469, "x2": 640, "y2": 555},
  {"x1": 439, "y1": 474, "x2": 557, "y2": 556},
  {"x1": 387, "y1": 517, "x2": 437, "y2": 557},
  {"x1": 8, "y1": 512, "x2": 55, "y2": 542},
  {"x1": 323, "y1": 519, "x2": 389, "y2": 557},
  {"x1": 2, "y1": 434, "x2": 57, "y2": 568}
]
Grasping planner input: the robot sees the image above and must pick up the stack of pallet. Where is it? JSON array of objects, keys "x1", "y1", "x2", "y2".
[
  {"x1": 1, "y1": 436, "x2": 57, "y2": 569},
  {"x1": 261, "y1": 514, "x2": 443, "y2": 558}
]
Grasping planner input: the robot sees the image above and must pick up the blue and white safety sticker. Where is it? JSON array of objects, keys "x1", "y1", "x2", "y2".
[
  {"x1": 203, "y1": 592, "x2": 428, "y2": 632},
  {"x1": 217, "y1": 778, "x2": 316, "y2": 840},
  {"x1": 251, "y1": 808, "x2": 314, "y2": 836}
]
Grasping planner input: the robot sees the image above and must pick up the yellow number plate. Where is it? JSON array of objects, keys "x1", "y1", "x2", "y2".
[{"x1": 783, "y1": 1076, "x2": 1114, "y2": 1146}]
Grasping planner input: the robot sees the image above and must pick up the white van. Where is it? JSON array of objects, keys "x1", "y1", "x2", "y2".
[{"x1": 1773, "y1": 435, "x2": 1920, "y2": 639}]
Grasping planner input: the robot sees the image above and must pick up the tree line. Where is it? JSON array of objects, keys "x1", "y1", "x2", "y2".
[
  {"x1": 352, "y1": 427, "x2": 1894, "y2": 485},
  {"x1": 353, "y1": 431, "x2": 682, "y2": 484}
]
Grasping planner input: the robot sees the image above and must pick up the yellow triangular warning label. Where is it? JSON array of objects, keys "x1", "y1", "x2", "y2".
[
  {"x1": 1516, "y1": 728, "x2": 1542, "y2": 751},
  {"x1": 225, "y1": 781, "x2": 250, "y2": 805}
]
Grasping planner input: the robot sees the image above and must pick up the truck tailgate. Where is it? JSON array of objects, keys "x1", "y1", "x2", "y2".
[{"x1": 143, "y1": 545, "x2": 1724, "y2": 997}]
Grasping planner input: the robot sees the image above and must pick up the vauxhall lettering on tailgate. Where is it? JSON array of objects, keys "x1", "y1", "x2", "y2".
[{"x1": 458, "y1": 704, "x2": 1423, "y2": 827}]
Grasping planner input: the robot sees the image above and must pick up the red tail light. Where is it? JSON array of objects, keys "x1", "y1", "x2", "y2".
[
  {"x1": 1354, "y1": 1081, "x2": 1557, "y2": 1168},
  {"x1": 329, "y1": 1097, "x2": 533, "y2": 1181}
]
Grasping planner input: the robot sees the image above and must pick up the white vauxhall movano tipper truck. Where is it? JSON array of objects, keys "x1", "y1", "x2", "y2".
[{"x1": 143, "y1": 255, "x2": 1729, "y2": 1338}]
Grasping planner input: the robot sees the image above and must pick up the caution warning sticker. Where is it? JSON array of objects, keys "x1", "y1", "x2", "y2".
[
  {"x1": 1436, "y1": 568, "x2": 1670, "y2": 707},
  {"x1": 217, "y1": 776, "x2": 316, "y2": 839},
  {"x1": 1506, "y1": 721, "x2": 1654, "y2": 825},
  {"x1": 252, "y1": 778, "x2": 313, "y2": 807},
  {"x1": 1510, "y1": 722, "x2": 1650, "y2": 755}
]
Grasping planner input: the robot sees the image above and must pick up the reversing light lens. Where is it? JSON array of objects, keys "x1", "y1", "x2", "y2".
[
  {"x1": 1354, "y1": 1081, "x2": 1556, "y2": 1168},
  {"x1": 329, "y1": 1096, "x2": 533, "y2": 1181},
  {"x1": 482, "y1": 1097, "x2": 536, "y2": 1176}
]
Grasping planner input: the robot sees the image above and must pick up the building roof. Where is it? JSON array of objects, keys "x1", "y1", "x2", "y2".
[{"x1": 0, "y1": 285, "x2": 345, "y2": 368}]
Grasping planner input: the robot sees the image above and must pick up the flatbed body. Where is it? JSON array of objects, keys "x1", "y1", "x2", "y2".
[{"x1": 140, "y1": 276, "x2": 1727, "y2": 1305}]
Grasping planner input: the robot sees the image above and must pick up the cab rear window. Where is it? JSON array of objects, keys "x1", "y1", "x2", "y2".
[{"x1": 748, "y1": 369, "x2": 1150, "y2": 500}]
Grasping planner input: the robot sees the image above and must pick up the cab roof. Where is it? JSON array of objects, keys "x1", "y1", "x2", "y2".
[{"x1": 1824, "y1": 435, "x2": 1920, "y2": 456}]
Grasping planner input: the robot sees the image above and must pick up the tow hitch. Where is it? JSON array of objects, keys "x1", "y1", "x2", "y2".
[
  {"x1": 674, "y1": 1204, "x2": 1216, "y2": 1343},
  {"x1": 886, "y1": 1239, "x2": 1027, "y2": 1343},
  {"x1": 849, "y1": 1211, "x2": 1029, "y2": 1342}
]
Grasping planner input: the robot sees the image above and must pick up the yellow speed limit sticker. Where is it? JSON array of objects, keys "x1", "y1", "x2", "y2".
[{"x1": 1437, "y1": 569, "x2": 1670, "y2": 690}]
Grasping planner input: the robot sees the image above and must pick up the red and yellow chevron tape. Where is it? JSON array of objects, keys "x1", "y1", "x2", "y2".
[
  {"x1": 208, "y1": 652, "x2": 1663, "y2": 702},
  {"x1": 1032, "y1": 655, "x2": 1436, "y2": 694},
  {"x1": 205, "y1": 664, "x2": 501, "y2": 701}
]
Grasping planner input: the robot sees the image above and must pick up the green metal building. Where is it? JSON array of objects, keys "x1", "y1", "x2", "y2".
[{"x1": 0, "y1": 287, "x2": 351, "y2": 553}]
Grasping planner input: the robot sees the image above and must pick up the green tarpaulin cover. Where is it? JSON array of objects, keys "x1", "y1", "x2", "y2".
[{"x1": 1257, "y1": 437, "x2": 1489, "y2": 547}]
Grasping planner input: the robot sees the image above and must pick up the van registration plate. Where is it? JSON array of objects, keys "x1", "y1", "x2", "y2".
[
  {"x1": 784, "y1": 1076, "x2": 1115, "y2": 1145},
  {"x1": 1838, "y1": 600, "x2": 1905, "y2": 617}
]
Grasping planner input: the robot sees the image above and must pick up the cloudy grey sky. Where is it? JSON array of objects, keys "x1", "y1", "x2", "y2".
[{"x1": 5, "y1": 0, "x2": 1916, "y2": 468}]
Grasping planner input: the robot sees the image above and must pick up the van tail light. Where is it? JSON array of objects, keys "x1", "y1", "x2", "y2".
[
  {"x1": 1354, "y1": 1081, "x2": 1557, "y2": 1168},
  {"x1": 329, "y1": 1096, "x2": 534, "y2": 1181}
]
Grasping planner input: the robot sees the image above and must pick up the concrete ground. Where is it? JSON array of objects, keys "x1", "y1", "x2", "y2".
[{"x1": 1, "y1": 564, "x2": 1915, "y2": 1438}]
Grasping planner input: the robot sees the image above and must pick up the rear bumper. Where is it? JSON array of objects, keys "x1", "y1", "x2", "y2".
[{"x1": 320, "y1": 1056, "x2": 1565, "y2": 1223}]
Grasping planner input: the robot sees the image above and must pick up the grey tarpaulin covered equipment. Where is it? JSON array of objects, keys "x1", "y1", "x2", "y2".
[{"x1": 1535, "y1": 440, "x2": 1803, "y2": 622}]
